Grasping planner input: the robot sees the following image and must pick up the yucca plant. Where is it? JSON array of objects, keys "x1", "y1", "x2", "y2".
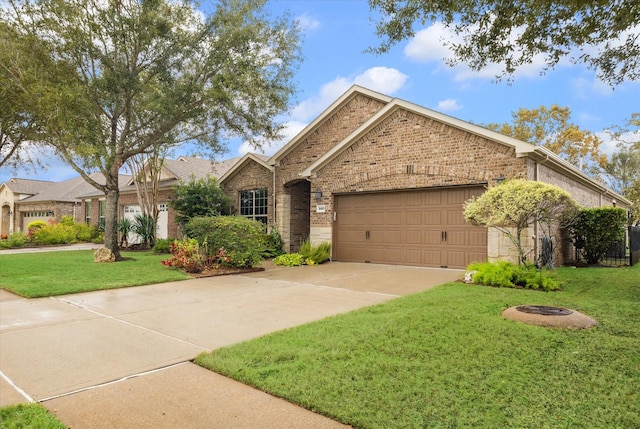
[
  {"x1": 117, "y1": 217, "x2": 132, "y2": 248},
  {"x1": 132, "y1": 213, "x2": 157, "y2": 249}
]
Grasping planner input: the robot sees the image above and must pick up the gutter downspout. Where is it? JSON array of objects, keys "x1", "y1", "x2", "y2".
[{"x1": 534, "y1": 153, "x2": 550, "y2": 263}]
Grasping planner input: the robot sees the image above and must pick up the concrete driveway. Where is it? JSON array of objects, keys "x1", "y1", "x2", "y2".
[{"x1": 0, "y1": 261, "x2": 462, "y2": 428}]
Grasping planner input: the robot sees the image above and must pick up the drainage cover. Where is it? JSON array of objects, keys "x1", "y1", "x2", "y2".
[{"x1": 515, "y1": 305, "x2": 573, "y2": 316}]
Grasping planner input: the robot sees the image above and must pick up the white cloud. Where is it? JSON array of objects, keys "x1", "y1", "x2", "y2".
[
  {"x1": 404, "y1": 23, "x2": 556, "y2": 82},
  {"x1": 596, "y1": 130, "x2": 640, "y2": 158},
  {"x1": 436, "y1": 98, "x2": 462, "y2": 112},
  {"x1": 571, "y1": 76, "x2": 615, "y2": 99},
  {"x1": 296, "y1": 13, "x2": 320, "y2": 32},
  {"x1": 237, "y1": 66, "x2": 409, "y2": 157},
  {"x1": 238, "y1": 121, "x2": 307, "y2": 156},
  {"x1": 292, "y1": 66, "x2": 408, "y2": 122}
]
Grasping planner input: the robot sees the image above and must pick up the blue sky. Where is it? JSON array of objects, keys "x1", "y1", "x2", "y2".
[{"x1": 2, "y1": 0, "x2": 638, "y2": 184}]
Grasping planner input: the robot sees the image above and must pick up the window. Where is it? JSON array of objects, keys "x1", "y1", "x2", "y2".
[
  {"x1": 99, "y1": 200, "x2": 106, "y2": 228},
  {"x1": 85, "y1": 201, "x2": 92, "y2": 224},
  {"x1": 240, "y1": 189, "x2": 268, "y2": 224}
]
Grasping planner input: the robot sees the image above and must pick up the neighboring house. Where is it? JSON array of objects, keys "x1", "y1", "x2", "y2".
[
  {"x1": 79, "y1": 156, "x2": 242, "y2": 242},
  {"x1": 1, "y1": 173, "x2": 130, "y2": 234},
  {"x1": 0, "y1": 178, "x2": 53, "y2": 236},
  {"x1": 219, "y1": 85, "x2": 630, "y2": 268}
]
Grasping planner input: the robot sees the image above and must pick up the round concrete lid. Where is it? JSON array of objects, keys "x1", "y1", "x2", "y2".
[{"x1": 502, "y1": 306, "x2": 597, "y2": 329}]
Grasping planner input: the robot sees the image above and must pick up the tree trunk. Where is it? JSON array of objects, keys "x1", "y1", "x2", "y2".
[{"x1": 104, "y1": 187, "x2": 122, "y2": 261}]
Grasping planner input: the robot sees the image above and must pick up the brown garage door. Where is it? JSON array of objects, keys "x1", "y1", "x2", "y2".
[{"x1": 333, "y1": 187, "x2": 487, "y2": 269}]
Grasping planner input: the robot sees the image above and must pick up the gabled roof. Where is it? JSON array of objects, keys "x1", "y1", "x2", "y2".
[
  {"x1": 219, "y1": 153, "x2": 272, "y2": 184},
  {"x1": 269, "y1": 85, "x2": 393, "y2": 164},
  {"x1": 19, "y1": 172, "x2": 130, "y2": 203},
  {"x1": 2, "y1": 178, "x2": 54, "y2": 195},
  {"x1": 296, "y1": 87, "x2": 630, "y2": 206},
  {"x1": 300, "y1": 97, "x2": 536, "y2": 178},
  {"x1": 126, "y1": 156, "x2": 241, "y2": 186}
]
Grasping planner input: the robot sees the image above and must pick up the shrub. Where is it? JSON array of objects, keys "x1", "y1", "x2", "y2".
[
  {"x1": 31, "y1": 222, "x2": 77, "y2": 245},
  {"x1": 273, "y1": 253, "x2": 305, "y2": 266},
  {"x1": 261, "y1": 225, "x2": 285, "y2": 258},
  {"x1": 161, "y1": 239, "x2": 202, "y2": 273},
  {"x1": 74, "y1": 223, "x2": 99, "y2": 242},
  {"x1": 60, "y1": 215, "x2": 75, "y2": 226},
  {"x1": 132, "y1": 214, "x2": 157, "y2": 248},
  {"x1": 568, "y1": 207, "x2": 628, "y2": 264},
  {"x1": 299, "y1": 238, "x2": 331, "y2": 265},
  {"x1": 184, "y1": 216, "x2": 264, "y2": 268},
  {"x1": 0, "y1": 231, "x2": 29, "y2": 249},
  {"x1": 153, "y1": 238, "x2": 175, "y2": 254},
  {"x1": 467, "y1": 261, "x2": 560, "y2": 291}
]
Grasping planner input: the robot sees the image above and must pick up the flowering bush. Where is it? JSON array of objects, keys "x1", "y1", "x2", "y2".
[{"x1": 161, "y1": 239, "x2": 203, "y2": 273}]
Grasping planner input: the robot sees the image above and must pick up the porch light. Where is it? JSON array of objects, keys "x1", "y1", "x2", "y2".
[
  {"x1": 47, "y1": 210, "x2": 54, "y2": 216},
  {"x1": 314, "y1": 190, "x2": 323, "y2": 199},
  {"x1": 494, "y1": 175, "x2": 505, "y2": 184}
]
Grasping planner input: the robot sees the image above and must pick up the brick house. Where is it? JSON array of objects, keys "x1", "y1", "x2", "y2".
[
  {"x1": 219, "y1": 85, "x2": 630, "y2": 268},
  {"x1": 0, "y1": 175, "x2": 110, "y2": 236},
  {"x1": 79, "y1": 156, "x2": 242, "y2": 241}
]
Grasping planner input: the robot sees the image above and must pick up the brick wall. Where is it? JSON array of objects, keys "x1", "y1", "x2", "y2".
[
  {"x1": 221, "y1": 161, "x2": 274, "y2": 226},
  {"x1": 309, "y1": 108, "x2": 528, "y2": 227}
]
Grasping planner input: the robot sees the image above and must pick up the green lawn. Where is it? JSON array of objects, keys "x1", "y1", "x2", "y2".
[
  {"x1": 0, "y1": 404, "x2": 65, "y2": 429},
  {"x1": 196, "y1": 265, "x2": 640, "y2": 428},
  {"x1": 0, "y1": 250, "x2": 190, "y2": 297}
]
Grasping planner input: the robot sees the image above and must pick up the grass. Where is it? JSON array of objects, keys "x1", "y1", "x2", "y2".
[
  {"x1": 0, "y1": 250, "x2": 190, "y2": 297},
  {"x1": 0, "y1": 403, "x2": 65, "y2": 429},
  {"x1": 196, "y1": 264, "x2": 640, "y2": 429}
]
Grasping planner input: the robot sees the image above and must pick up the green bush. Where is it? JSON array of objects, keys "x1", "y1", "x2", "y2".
[
  {"x1": 132, "y1": 214, "x2": 157, "y2": 248},
  {"x1": 31, "y1": 222, "x2": 77, "y2": 245},
  {"x1": 299, "y1": 238, "x2": 331, "y2": 265},
  {"x1": 60, "y1": 215, "x2": 75, "y2": 226},
  {"x1": 74, "y1": 223, "x2": 99, "y2": 242},
  {"x1": 153, "y1": 238, "x2": 175, "y2": 254},
  {"x1": 568, "y1": 207, "x2": 627, "y2": 264},
  {"x1": 0, "y1": 231, "x2": 29, "y2": 249},
  {"x1": 161, "y1": 239, "x2": 202, "y2": 273},
  {"x1": 467, "y1": 261, "x2": 560, "y2": 291},
  {"x1": 26, "y1": 220, "x2": 47, "y2": 231},
  {"x1": 273, "y1": 253, "x2": 305, "y2": 266},
  {"x1": 261, "y1": 225, "x2": 285, "y2": 258},
  {"x1": 184, "y1": 216, "x2": 264, "y2": 268}
]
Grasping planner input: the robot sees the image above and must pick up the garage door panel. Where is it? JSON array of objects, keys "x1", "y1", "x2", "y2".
[
  {"x1": 423, "y1": 192, "x2": 442, "y2": 206},
  {"x1": 423, "y1": 250, "x2": 441, "y2": 266},
  {"x1": 446, "y1": 231, "x2": 466, "y2": 246},
  {"x1": 468, "y1": 231, "x2": 488, "y2": 246},
  {"x1": 384, "y1": 229, "x2": 402, "y2": 244},
  {"x1": 384, "y1": 211, "x2": 403, "y2": 225},
  {"x1": 445, "y1": 251, "x2": 467, "y2": 268},
  {"x1": 406, "y1": 211, "x2": 422, "y2": 225},
  {"x1": 334, "y1": 187, "x2": 487, "y2": 268},
  {"x1": 424, "y1": 211, "x2": 441, "y2": 226},
  {"x1": 406, "y1": 229, "x2": 422, "y2": 244},
  {"x1": 423, "y1": 230, "x2": 442, "y2": 245}
]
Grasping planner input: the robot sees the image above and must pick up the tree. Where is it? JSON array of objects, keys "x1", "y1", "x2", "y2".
[
  {"x1": 0, "y1": 22, "x2": 45, "y2": 170},
  {"x1": 3, "y1": 0, "x2": 301, "y2": 260},
  {"x1": 463, "y1": 179, "x2": 579, "y2": 265},
  {"x1": 169, "y1": 176, "x2": 233, "y2": 228},
  {"x1": 486, "y1": 105, "x2": 608, "y2": 177},
  {"x1": 368, "y1": 0, "x2": 639, "y2": 85},
  {"x1": 126, "y1": 149, "x2": 167, "y2": 245},
  {"x1": 604, "y1": 146, "x2": 640, "y2": 225},
  {"x1": 568, "y1": 207, "x2": 628, "y2": 264}
]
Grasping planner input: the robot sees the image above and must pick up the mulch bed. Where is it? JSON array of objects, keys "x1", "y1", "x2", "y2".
[{"x1": 189, "y1": 266, "x2": 265, "y2": 278}]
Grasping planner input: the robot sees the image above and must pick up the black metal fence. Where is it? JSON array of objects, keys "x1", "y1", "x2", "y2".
[
  {"x1": 575, "y1": 226, "x2": 640, "y2": 267},
  {"x1": 630, "y1": 226, "x2": 640, "y2": 266}
]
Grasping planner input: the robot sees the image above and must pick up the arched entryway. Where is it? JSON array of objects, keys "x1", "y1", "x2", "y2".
[
  {"x1": 279, "y1": 179, "x2": 310, "y2": 252},
  {"x1": 1, "y1": 205, "x2": 12, "y2": 237}
]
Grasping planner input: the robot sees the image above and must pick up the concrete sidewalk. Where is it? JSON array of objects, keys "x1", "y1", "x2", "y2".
[{"x1": 0, "y1": 261, "x2": 462, "y2": 428}]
